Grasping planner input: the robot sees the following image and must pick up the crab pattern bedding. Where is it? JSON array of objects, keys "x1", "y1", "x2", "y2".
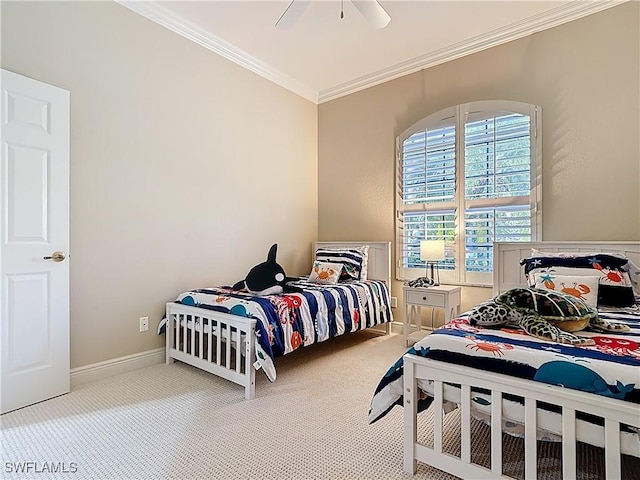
[
  {"x1": 368, "y1": 310, "x2": 640, "y2": 456},
  {"x1": 159, "y1": 279, "x2": 393, "y2": 381}
]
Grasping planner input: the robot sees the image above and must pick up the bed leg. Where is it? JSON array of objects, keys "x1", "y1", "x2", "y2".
[
  {"x1": 385, "y1": 322, "x2": 391, "y2": 335},
  {"x1": 245, "y1": 368, "x2": 256, "y2": 400},
  {"x1": 165, "y1": 306, "x2": 175, "y2": 364},
  {"x1": 244, "y1": 334, "x2": 256, "y2": 400},
  {"x1": 403, "y1": 356, "x2": 418, "y2": 474}
]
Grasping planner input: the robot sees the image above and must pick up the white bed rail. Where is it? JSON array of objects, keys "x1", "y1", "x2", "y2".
[
  {"x1": 403, "y1": 354, "x2": 639, "y2": 479},
  {"x1": 165, "y1": 302, "x2": 257, "y2": 399}
]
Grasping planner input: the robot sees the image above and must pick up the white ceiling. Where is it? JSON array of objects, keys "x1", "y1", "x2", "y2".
[{"x1": 119, "y1": 0, "x2": 625, "y2": 103}]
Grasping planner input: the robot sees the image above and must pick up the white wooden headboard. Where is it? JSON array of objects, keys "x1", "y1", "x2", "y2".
[
  {"x1": 312, "y1": 241, "x2": 392, "y2": 288},
  {"x1": 493, "y1": 241, "x2": 640, "y2": 295}
]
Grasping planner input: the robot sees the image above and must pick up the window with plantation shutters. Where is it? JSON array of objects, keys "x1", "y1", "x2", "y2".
[{"x1": 396, "y1": 100, "x2": 542, "y2": 285}]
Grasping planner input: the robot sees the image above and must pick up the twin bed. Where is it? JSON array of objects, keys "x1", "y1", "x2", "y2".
[
  {"x1": 161, "y1": 241, "x2": 393, "y2": 399},
  {"x1": 370, "y1": 241, "x2": 640, "y2": 479}
]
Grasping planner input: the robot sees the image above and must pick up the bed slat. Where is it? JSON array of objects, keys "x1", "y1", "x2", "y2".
[
  {"x1": 226, "y1": 325, "x2": 231, "y2": 368},
  {"x1": 433, "y1": 380, "x2": 443, "y2": 454},
  {"x1": 216, "y1": 320, "x2": 221, "y2": 365},
  {"x1": 562, "y1": 407, "x2": 576, "y2": 478},
  {"x1": 461, "y1": 384, "x2": 471, "y2": 464},
  {"x1": 182, "y1": 315, "x2": 187, "y2": 354},
  {"x1": 207, "y1": 320, "x2": 212, "y2": 362},
  {"x1": 190, "y1": 317, "x2": 196, "y2": 355},
  {"x1": 524, "y1": 397, "x2": 537, "y2": 480},
  {"x1": 605, "y1": 419, "x2": 621, "y2": 479},
  {"x1": 235, "y1": 328, "x2": 241, "y2": 373},
  {"x1": 491, "y1": 391, "x2": 503, "y2": 475}
]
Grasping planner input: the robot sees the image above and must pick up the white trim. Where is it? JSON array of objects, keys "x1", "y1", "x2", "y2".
[
  {"x1": 115, "y1": 1, "x2": 318, "y2": 103},
  {"x1": 70, "y1": 347, "x2": 165, "y2": 389},
  {"x1": 395, "y1": 101, "x2": 541, "y2": 284},
  {"x1": 318, "y1": 0, "x2": 628, "y2": 103},
  {"x1": 117, "y1": 0, "x2": 626, "y2": 104}
]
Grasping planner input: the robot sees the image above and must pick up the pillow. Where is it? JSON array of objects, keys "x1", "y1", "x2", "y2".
[
  {"x1": 522, "y1": 253, "x2": 631, "y2": 273},
  {"x1": 530, "y1": 248, "x2": 628, "y2": 260},
  {"x1": 308, "y1": 261, "x2": 343, "y2": 285},
  {"x1": 315, "y1": 246, "x2": 369, "y2": 282},
  {"x1": 531, "y1": 273, "x2": 600, "y2": 308},
  {"x1": 522, "y1": 254, "x2": 635, "y2": 307}
]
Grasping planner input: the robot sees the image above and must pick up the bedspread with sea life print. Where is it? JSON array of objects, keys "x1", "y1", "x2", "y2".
[
  {"x1": 158, "y1": 279, "x2": 392, "y2": 382},
  {"x1": 368, "y1": 309, "x2": 640, "y2": 456}
]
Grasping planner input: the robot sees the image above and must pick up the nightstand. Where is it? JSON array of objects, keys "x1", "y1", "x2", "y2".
[{"x1": 403, "y1": 284, "x2": 461, "y2": 347}]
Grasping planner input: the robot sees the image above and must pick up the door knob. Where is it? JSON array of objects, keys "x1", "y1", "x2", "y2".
[{"x1": 43, "y1": 251, "x2": 66, "y2": 262}]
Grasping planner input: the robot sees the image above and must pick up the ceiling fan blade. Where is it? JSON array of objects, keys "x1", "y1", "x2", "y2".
[
  {"x1": 275, "y1": 0, "x2": 311, "y2": 30},
  {"x1": 352, "y1": 0, "x2": 391, "y2": 29}
]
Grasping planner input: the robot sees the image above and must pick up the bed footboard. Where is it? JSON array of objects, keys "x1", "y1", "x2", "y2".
[
  {"x1": 403, "y1": 354, "x2": 639, "y2": 479},
  {"x1": 165, "y1": 302, "x2": 257, "y2": 399}
]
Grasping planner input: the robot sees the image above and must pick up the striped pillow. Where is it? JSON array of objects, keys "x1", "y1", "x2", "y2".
[{"x1": 314, "y1": 246, "x2": 369, "y2": 281}]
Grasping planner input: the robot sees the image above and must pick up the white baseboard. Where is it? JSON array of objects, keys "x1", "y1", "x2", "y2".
[{"x1": 70, "y1": 347, "x2": 165, "y2": 389}]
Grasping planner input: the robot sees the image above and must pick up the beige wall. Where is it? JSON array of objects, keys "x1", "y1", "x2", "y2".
[
  {"x1": 1, "y1": 1, "x2": 318, "y2": 367},
  {"x1": 318, "y1": 3, "x2": 640, "y2": 321},
  {"x1": 3, "y1": 2, "x2": 639, "y2": 367}
]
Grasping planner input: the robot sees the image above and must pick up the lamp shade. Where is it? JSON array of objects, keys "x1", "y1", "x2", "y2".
[{"x1": 420, "y1": 240, "x2": 446, "y2": 262}]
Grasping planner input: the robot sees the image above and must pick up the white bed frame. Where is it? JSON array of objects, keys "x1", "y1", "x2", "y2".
[
  {"x1": 165, "y1": 241, "x2": 392, "y2": 400},
  {"x1": 404, "y1": 241, "x2": 640, "y2": 479}
]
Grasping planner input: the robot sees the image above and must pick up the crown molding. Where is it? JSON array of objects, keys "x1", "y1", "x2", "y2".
[
  {"x1": 117, "y1": 0, "x2": 627, "y2": 106},
  {"x1": 116, "y1": 0, "x2": 318, "y2": 103},
  {"x1": 317, "y1": 0, "x2": 628, "y2": 103}
]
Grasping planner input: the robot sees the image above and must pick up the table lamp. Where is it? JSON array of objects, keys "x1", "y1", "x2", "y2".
[{"x1": 420, "y1": 240, "x2": 446, "y2": 286}]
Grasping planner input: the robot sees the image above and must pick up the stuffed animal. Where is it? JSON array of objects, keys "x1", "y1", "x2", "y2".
[
  {"x1": 232, "y1": 244, "x2": 302, "y2": 295},
  {"x1": 467, "y1": 287, "x2": 629, "y2": 345}
]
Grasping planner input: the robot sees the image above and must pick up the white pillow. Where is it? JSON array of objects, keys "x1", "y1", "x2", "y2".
[
  {"x1": 308, "y1": 261, "x2": 343, "y2": 285},
  {"x1": 530, "y1": 273, "x2": 600, "y2": 307}
]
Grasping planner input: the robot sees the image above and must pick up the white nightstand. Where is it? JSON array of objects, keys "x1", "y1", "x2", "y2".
[{"x1": 403, "y1": 284, "x2": 462, "y2": 347}]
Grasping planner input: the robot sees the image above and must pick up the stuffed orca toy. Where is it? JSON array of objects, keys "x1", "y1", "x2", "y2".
[{"x1": 232, "y1": 244, "x2": 301, "y2": 295}]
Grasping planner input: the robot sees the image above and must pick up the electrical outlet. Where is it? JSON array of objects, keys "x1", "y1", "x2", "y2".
[
  {"x1": 139, "y1": 316, "x2": 149, "y2": 332},
  {"x1": 390, "y1": 297, "x2": 398, "y2": 308}
]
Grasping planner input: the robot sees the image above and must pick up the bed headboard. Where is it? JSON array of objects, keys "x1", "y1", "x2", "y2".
[
  {"x1": 494, "y1": 241, "x2": 640, "y2": 295},
  {"x1": 312, "y1": 241, "x2": 392, "y2": 288}
]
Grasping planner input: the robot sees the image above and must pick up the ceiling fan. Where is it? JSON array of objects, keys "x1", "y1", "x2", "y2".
[{"x1": 275, "y1": 0, "x2": 391, "y2": 30}]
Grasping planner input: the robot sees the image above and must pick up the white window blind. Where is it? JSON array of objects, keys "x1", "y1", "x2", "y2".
[{"x1": 396, "y1": 101, "x2": 542, "y2": 284}]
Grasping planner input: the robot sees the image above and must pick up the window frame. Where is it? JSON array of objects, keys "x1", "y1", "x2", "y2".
[{"x1": 395, "y1": 100, "x2": 542, "y2": 285}]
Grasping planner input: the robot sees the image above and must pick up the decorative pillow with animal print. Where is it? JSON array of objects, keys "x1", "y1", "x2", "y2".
[
  {"x1": 315, "y1": 246, "x2": 369, "y2": 281},
  {"x1": 522, "y1": 254, "x2": 635, "y2": 307},
  {"x1": 308, "y1": 261, "x2": 343, "y2": 285},
  {"x1": 531, "y1": 274, "x2": 600, "y2": 307}
]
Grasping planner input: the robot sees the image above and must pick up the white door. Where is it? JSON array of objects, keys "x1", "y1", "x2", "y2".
[{"x1": 0, "y1": 69, "x2": 70, "y2": 414}]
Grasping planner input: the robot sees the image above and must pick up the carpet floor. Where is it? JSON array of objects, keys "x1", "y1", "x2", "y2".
[{"x1": 1, "y1": 327, "x2": 638, "y2": 479}]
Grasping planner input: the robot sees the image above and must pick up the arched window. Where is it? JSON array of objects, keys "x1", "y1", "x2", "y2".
[{"x1": 396, "y1": 100, "x2": 542, "y2": 285}]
